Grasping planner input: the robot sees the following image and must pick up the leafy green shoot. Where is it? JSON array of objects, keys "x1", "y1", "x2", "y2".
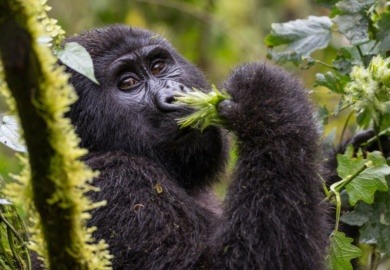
[
  {"x1": 328, "y1": 231, "x2": 363, "y2": 270},
  {"x1": 175, "y1": 85, "x2": 230, "y2": 132}
]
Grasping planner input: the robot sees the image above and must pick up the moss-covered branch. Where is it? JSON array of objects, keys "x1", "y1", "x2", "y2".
[{"x1": 0, "y1": 1, "x2": 111, "y2": 269}]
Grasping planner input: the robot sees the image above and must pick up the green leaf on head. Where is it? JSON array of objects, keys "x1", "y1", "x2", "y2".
[{"x1": 56, "y1": 42, "x2": 99, "y2": 85}]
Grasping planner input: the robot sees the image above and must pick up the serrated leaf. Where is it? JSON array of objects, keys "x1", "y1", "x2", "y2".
[
  {"x1": 337, "y1": 151, "x2": 390, "y2": 206},
  {"x1": 328, "y1": 231, "x2": 363, "y2": 270},
  {"x1": 377, "y1": 13, "x2": 390, "y2": 53},
  {"x1": 332, "y1": 47, "x2": 360, "y2": 74},
  {"x1": 266, "y1": 16, "x2": 333, "y2": 64},
  {"x1": 0, "y1": 115, "x2": 27, "y2": 152},
  {"x1": 56, "y1": 42, "x2": 99, "y2": 85},
  {"x1": 315, "y1": 72, "x2": 349, "y2": 94},
  {"x1": 359, "y1": 188, "x2": 390, "y2": 254},
  {"x1": 333, "y1": 14, "x2": 370, "y2": 45}
]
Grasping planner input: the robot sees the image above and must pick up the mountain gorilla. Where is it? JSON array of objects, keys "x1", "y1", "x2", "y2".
[{"x1": 61, "y1": 25, "x2": 328, "y2": 269}]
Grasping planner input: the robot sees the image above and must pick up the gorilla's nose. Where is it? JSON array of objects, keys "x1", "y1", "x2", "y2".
[{"x1": 155, "y1": 81, "x2": 190, "y2": 112}]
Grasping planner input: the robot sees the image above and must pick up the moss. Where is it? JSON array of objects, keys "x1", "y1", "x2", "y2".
[{"x1": 0, "y1": 0, "x2": 112, "y2": 269}]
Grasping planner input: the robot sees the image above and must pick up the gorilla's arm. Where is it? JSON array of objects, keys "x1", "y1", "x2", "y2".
[
  {"x1": 209, "y1": 63, "x2": 328, "y2": 270},
  {"x1": 84, "y1": 151, "x2": 214, "y2": 270}
]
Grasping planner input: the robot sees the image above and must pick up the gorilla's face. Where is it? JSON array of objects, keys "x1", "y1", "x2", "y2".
[{"x1": 65, "y1": 26, "x2": 225, "y2": 181}]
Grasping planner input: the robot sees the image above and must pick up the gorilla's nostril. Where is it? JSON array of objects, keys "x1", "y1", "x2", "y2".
[
  {"x1": 165, "y1": 96, "x2": 175, "y2": 104},
  {"x1": 179, "y1": 85, "x2": 184, "y2": 91}
]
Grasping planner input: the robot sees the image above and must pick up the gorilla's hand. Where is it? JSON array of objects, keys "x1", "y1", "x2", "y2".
[{"x1": 211, "y1": 63, "x2": 328, "y2": 270}]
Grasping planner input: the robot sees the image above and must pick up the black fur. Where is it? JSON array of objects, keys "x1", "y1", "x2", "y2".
[{"x1": 60, "y1": 25, "x2": 328, "y2": 269}]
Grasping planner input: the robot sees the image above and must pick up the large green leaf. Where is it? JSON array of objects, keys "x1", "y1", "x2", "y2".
[
  {"x1": 359, "y1": 189, "x2": 390, "y2": 255},
  {"x1": 265, "y1": 16, "x2": 333, "y2": 64},
  {"x1": 56, "y1": 42, "x2": 99, "y2": 85},
  {"x1": 341, "y1": 185, "x2": 390, "y2": 255},
  {"x1": 0, "y1": 115, "x2": 26, "y2": 152},
  {"x1": 328, "y1": 231, "x2": 363, "y2": 270},
  {"x1": 337, "y1": 151, "x2": 390, "y2": 206}
]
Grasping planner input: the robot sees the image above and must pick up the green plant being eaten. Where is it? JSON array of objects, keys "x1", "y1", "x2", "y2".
[{"x1": 175, "y1": 85, "x2": 230, "y2": 132}]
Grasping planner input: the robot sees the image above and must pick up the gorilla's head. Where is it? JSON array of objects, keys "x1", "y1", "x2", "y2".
[{"x1": 65, "y1": 25, "x2": 226, "y2": 189}]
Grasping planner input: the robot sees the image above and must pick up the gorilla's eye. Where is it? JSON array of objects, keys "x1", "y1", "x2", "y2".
[
  {"x1": 151, "y1": 61, "x2": 166, "y2": 75},
  {"x1": 118, "y1": 76, "x2": 138, "y2": 91}
]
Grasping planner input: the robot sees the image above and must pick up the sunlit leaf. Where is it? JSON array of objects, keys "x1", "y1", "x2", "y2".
[
  {"x1": 0, "y1": 115, "x2": 27, "y2": 152},
  {"x1": 328, "y1": 231, "x2": 363, "y2": 270},
  {"x1": 0, "y1": 198, "x2": 12, "y2": 205},
  {"x1": 56, "y1": 42, "x2": 99, "y2": 84},
  {"x1": 265, "y1": 16, "x2": 333, "y2": 64},
  {"x1": 337, "y1": 151, "x2": 390, "y2": 206}
]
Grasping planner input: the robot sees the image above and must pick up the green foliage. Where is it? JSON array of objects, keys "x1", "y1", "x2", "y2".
[
  {"x1": 0, "y1": 116, "x2": 26, "y2": 153},
  {"x1": 265, "y1": 16, "x2": 333, "y2": 65},
  {"x1": 56, "y1": 42, "x2": 99, "y2": 85},
  {"x1": 267, "y1": 0, "x2": 390, "y2": 269},
  {"x1": 0, "y1": 180, "x2": 30, "y2": 270},
  {"x1": 175, "y1": 85, "x2": 230, "y2": 132},
  {"x1": 337, "y1": 150, "x2": 389, "y2": 206},
  {"x1": 0, "y1": 0, "x2": 112, "y2": 269},
  {"x1": 328, "y1": 231, "x2": 363, "y2": 270},
  {"x1": 341, "y1": 184, "x2": 390, "y2": 255}
]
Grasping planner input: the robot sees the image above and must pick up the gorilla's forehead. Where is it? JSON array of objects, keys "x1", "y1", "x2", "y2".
[{"x1": 68, "y1": 25, "x2": 175, "y2": 60}]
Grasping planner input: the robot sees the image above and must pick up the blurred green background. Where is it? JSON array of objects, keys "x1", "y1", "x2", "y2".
[{"x1": 0, "y1": 0, "x2": 345, "y2": 186}]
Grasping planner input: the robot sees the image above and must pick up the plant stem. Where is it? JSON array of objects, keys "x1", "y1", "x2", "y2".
[
  {"x1": 324, "y1": 162, "x2": 370, "y2": 201},
  {"x1": 369, "y1": 41, "x2": 379, "y2": 54},
  {"x1": 6, "y1": 227, "x2": 23, "y2": 269},
  {"x1": 312, "y1": 59, "x2": 337, "y2": 69},
  {"x1": 0, "y1": 210, "x2": 25, "y2": 245},
  {"x1": 357, "y1": 45, "x2": 364, "y2": 60},
  {"x1": 370, "y1": 245, "x2": 381, "y2": 270},
  {"x1": 364, "y1": 127, "x2": 390, "y2": 146},
  {"x1": 374, "y1": 120, "x2": 383, "y2": 153},
  {"x1": 339, "y1": 111, "x2": 354, "y2": 147}
]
